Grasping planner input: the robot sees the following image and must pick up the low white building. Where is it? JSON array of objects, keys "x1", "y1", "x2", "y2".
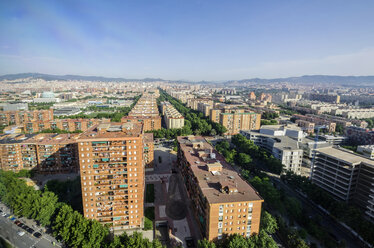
[
  {"x1": 240, "y1": 128, "x2": 304, "y2": 175},
  {"x1": 357, "y1": 145, "x2": 374, "y2": 159}
]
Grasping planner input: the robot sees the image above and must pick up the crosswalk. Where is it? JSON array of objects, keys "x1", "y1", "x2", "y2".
[{"x1": 145, "y1": 174, "x2": 171, "y2": 182}]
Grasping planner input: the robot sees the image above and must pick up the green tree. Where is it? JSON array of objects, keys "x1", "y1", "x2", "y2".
[
  {"x1": 197, "y1": 239, "x2": 216, "y2": 248},
  {"x1": 227, "y1": 234, "x2": 248, "y2": 248},
  {"x1": 34, "y1": 191, "x2": 59, "y2": 226},
  {"x1": 249, "y1": 230, "x2": 278, "y2": 248},
  {"x1": 260, "y1": 211, "x2": 278, "y2": 234},
  {"x1": 236, "y1": 153, "x2": 252, "y2": 168}
]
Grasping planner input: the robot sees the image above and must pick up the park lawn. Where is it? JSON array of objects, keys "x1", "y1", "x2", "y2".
[{"x1": 144, "y1": 207, "x2": 155, "y2": 230}]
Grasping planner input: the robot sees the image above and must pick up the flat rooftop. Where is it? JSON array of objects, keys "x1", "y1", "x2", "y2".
[
  {"x1": 178, "y1": 136, "x2": 262, "y2": 204},
  {"x1": 317, "y1": 147, "x2": 374, "y2": 166},
  {"x1": 78, "y1": 122, "x2": 143, "y2": 141}
]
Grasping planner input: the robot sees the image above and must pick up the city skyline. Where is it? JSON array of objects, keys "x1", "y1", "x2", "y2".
[{"x1": 1, "y1": 0, "x2": 374, "y2": 81}]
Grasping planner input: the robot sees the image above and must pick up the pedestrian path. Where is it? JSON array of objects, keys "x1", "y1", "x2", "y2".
[{"x1": 145, "y1": 173, "x2": 171, "y2": 182}]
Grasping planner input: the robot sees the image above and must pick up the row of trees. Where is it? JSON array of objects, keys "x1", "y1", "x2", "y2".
[
  {"x1": 362, "y1": 117, "x2": 374, "y2": 129},
  {"x1": 282, "y1": 172, "x2": 374, "y2": 245},
  {"x1": 260, "y1": 119, "x2": 278, "y2": 125},
  {"x1": 0, "y1": 170, "x2": 164, "y2": 248},
  {"x1": 29, "y1": 102, "x2": 54, "y2": 110},
  {"x1": 231, "y1": 134, "x2": 283, "y2": 174},
  {"x1": 158, "y1": 90, "x2": 227, "y2": 136},
  {"x1": 261, "y1": 112, "x2": 279, "y2": 120}
]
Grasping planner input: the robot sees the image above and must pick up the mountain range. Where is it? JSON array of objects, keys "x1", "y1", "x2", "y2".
[{"x1": 1, "y1": 73, "x2": 374, "y2": 85}]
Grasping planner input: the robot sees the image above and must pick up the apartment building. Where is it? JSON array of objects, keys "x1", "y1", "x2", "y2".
[
  {"x1": 143, "y1": 133, "x2": 154, "y2": 171},
  {"x1": 168, "y1": 91, "x2": 194, "y2": 104},
  {"x1": 210, "y1": 109, "x2": 222, "y2": 123},
  {"x1": 306, "y1": 114, "x2": 367, "y2": 129},
  {"x1": 311, "y1": 147, "x2": 374, "y2": 221},
  {"x1": 27, "y1": 133, "x2": 79, "y2": 173},
  {"x1": 259, "y1": 93, "x2": 272, "y2": 102},
  {"x1": 187, "y1": 98, "x2": 214, "y2": 111},
  {"x1": 198, "y1": 102, "x2": 214, "y2": 118},
  {"x1": 0, "y1": 133, "x2": 79, "y2": 173},
  {"x1": 177, "y1": 136, "x2": 263, "y2": 241},
  {"x1": 248, "y1": 92, "x2": 256, "y2": 101},
  {"x1": 309, "y1": 93, "x2": 340, "y2": 103},
  {"x1": 240, "y1": 127, "x2": 304, "y2": 174},
  {"x1": 295, "y1": 120, "x2": 315, "y2": 134},
  {"x1": 122, "y1": 93, "x2": 161, "y2": 131},
  {"x1": 336, "y1": 108, "x2": 374, "y2": 119},
  {"x1": 160, "y1": 101, "x2": 185, "y2": 129},
  {"x1": 220, "y1": 110, "x2": 261, "y2": 135},
  {"x1": 24, "y1": 118, "x2": 101, "y2": 133},
  {"x1": 345, "y1": 126, "x2": 374, "y2": 145},
  {"x1": 77, "y1": 122, "x2": 146, "y2": 230},
  {"x1": 121, "y1": 116, "x2": 161, "y2": 132},
  {"x1": 293, "y1": 114, "x2": 336, "y2": 133},
  {"x1": 357, "y1": 145, "x2": 374, "y2": 159},
  {"x1": 0, "y1": 109, "x2": 54, "y2": 126}
]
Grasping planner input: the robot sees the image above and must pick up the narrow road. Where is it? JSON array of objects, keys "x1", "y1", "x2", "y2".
[{"x1": 270, "y1": 176, "x2": 362, "y2": 248}]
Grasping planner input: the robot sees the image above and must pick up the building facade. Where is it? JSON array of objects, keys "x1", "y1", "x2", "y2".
[
  {"x1": 122, "y1": 92, "x2": 161, "y2": 131},
  {"x1": 177, "y1": 136, "x2": 263, "y2": 241},
  {"x1": 240, "y1": 127, "x2": 304, "y2": 175},
  {"x1": 345, "y1": 126, "x2": 374, "y2": 145},
  {"x1": 0, "y1": 109, "x2": 54, "y2": 126},
  {"x1": 77, "y1": 122, "x2": 146, "y2": 230},
  {"x1": 311, "y1": 147, "x2": 374, "y2": 221},
  {"x1": 160, "y1": 101, "x2": 185, "y2": 129},
  {"x1": 220, "y1": 111, "x2": 261, "y2": 135},
  {"x1": 0, "y1": 133, "x2": 79, "y2": 173}
]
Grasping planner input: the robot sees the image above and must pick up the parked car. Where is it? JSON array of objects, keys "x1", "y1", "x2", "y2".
[
  {"x1": 33, "y1": 232, "x2": 42, "y2": 238},
  {"x1": 19, "y1": 223, "x2": 25, "y2": 228},
  {"x1": 22, "y1": 225, "x2": 29, "y2": 230},
  {"x1": 10, "y1": 216, "x2": 16, "y2": 221},
  {"x1": 14, "y1": 220, "x2": 21, "y2": 225},
  {"x1": 26, "y1": 227, "x2": 34, "y2": 234},
  {"x1": 17, "y1": 231, "x2": 25, "y2": 236}
]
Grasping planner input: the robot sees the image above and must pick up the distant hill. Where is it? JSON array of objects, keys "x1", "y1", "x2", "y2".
[
  {"x1": 1, "y1": 73, "x2": 374, "y2": 85},
  {"x1": 0, "y1": 73, "x2": 165, "y2": 82},
  {"x1": 229, "y1": 75, "x2": 374, "y2": 86}
]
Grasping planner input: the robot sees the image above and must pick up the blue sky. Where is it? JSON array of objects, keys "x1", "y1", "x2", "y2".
[{"x1": 0, "y1": 0, "x2": 374, "y2": 81}]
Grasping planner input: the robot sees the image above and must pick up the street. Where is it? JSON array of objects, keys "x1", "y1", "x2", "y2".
[
  {"x1": 270, "y1": 176, "x2": 362, "y2": 248},
  {"x1": 150, "y1": 143, "x2": 201, "y2": 247},
  {"x1": 0, "y1": 202, "x2": 62, "y2": 248}
]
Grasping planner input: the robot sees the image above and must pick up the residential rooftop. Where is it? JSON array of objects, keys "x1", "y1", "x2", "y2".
[
  {"x1": 78, "y1": 122, "x2": 143, "y2": 140},
  {"x1": 178, "y1": 136, "x2": 262, "y2": 204}
]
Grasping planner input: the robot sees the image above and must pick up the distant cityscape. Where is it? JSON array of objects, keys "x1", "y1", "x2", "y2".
[{"x1": 0, "y1": 73, "x2": 374, "y2": 248}]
